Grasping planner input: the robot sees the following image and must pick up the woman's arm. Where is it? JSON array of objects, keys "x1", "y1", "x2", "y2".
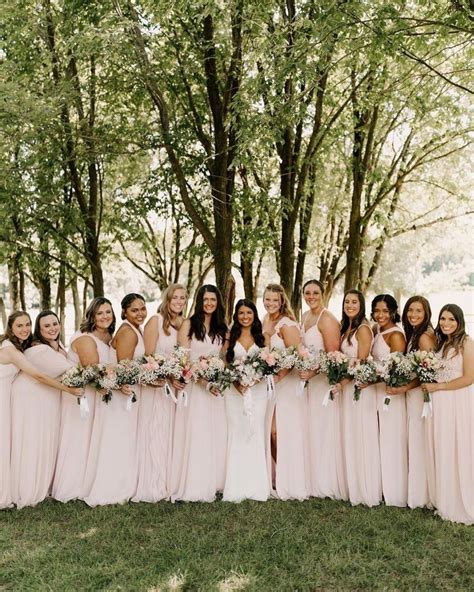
[
  {"x1": 73, "y1": 335, "x2": 100, "y2": 366},
  {"x1": 388, "y1": 331, "x2": 406, "y2": 353},
  {"x1": 276, "y1": 324, "x2": 301, "y2": 382},
  {"x1": 423, "y1": 339, "x2": 474, "y2": 393},
  {"x1": 115, "y1": 325, "x2": 138, "y2": 362},
  {"x1": 177, "y1": 319, "x2": 191, "y2": 348},
  {"x1": 320, "y1": 312, "x2": 341, "y2": 353},
  {"x1": 143, "y1": 316, "x2": 159, "y2": 356},
  {"x1": 0, "y1": 347, "x2": 80, "y2": 396}
]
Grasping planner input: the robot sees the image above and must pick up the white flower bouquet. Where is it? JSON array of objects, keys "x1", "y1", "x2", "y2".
[
  {"x1": 408, "y1": 350, "x2": 445, "y2": 417},
  {"x1": 61, "y1": 364, "x2": 97, "y2": 418},
  {"x1": 318, "y1": 350, "x2": 350, "y2": 405},
  {"x1": 93, "y1": 364, "x2": 118, "y2": 404},
  {"x1": 139, "y1": 353, "x2": 170, "y2": 386},
  {"x1": 347, "y1": 356, "x2": 379, "y2": 402},
  {"x1": 380, "y1": 352, "x2": 414, "y2": 411},
  {"x1": 115, "y1": 358, "x2": 142, "y2": 409},
  {"x1": 194, "y1": 354, "x2": 233, "y2": 395}
]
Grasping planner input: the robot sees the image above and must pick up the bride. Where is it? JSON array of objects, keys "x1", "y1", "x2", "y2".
[{"x1": 222, "y1": 299, "x2": 271, "y2": 502}]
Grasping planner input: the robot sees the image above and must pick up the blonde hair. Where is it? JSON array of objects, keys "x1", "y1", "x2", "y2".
[
  {"x1": 158, "y1": 283, "x2": 188, "y2": 335},
  {"x1": 264, "y1": 283, "x2": 296, "y2": 321}
]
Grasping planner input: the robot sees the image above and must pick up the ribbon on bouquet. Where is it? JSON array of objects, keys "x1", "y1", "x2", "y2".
[
  {"x1": 164, "y1": 381, "x2": 179, "y2": 404},
  {"x1": 421, "y1": 392, "x2": 433, "y2": 418},
  {"x1": 297, "y1": 380, "x2": 307, "y2": 397},
  {"x1": 126, "y1": 392, "x2": 136, "y2": 412},
  {"x1": 178, "y1": 390, "x2": 188, "y2": 407},
  {"x1": 78, "y1": 394, "x2": 89, "y2": 420},
  {"x1": 266, "y1": 375, "x2": 275, "y2": 399},
  {"x1": 322, "y1": 389, "x2": 334, "y2": 407},
  {"x1": 383, "y1": 395, "x2": 391, "y2": 412}
]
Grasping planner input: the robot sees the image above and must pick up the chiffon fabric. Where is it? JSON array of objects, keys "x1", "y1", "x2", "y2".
[
  {"x1": 82, "y1": 320, "x2": 142, "y2": 506},
  {"x1": 426, "y1": 349, "x2": 474, "y2": 525},
  {"x1": 10, "y1": 345, "x2": 71, "y2": 509},
  {"x1": 170, "y1": 334, "x2": 227, "y2": 502},
  {"x1": 223, "y1": 342, "x2": 270, "y2": 502},
  {"x1": 341, "y1": 329, "x2": 382, "y2": 507},
  {"x1": 0, "y1": 341, "x2": 19, "y2": 509},
  {"x1": 372, "y1": 327, "x2": 408, "y2": 507},
  {"x1": 266, "y1": 317, "x2": 310, "y2": 501},
  {"x1": 52, "y1": 331, "x2": 108, "y2": 502},
  {"x1": 133, "y1": 313, "x2": 177, "y2": 502},
  {"x1": 407, "y1": 386, "x2": 431, "y2": 509},
  {"x1": 301, "y1": 310, "x2": 347, "y2": 500}
]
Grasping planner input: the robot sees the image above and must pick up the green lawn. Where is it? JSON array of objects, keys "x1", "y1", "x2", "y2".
[{"x1": 1, "y1": 497, "x2": 473, "y2": 591}]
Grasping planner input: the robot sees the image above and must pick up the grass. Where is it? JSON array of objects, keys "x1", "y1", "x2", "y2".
[{"x1": 1, "y1": 497, "x2": 473, "y2": 591}]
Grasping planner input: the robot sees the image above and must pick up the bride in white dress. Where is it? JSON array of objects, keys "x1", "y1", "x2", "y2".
[{"x1": 223, "y1": 299, "x2": 271, "y2": 502}]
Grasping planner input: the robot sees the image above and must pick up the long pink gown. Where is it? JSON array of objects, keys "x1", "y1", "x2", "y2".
[
  {"x1": 266, "y1": 317, "x2": 310, "y2": 501},
  {"x1": 82, "y1": 320, "x2": 142, "y2": 506},
  {"x1": 341, "y1": 329, "x2": 382, "y2": 507},
  {"x1": 302, "y1": 310, "x2": 347, "y2": 500},
  {"x1": 52, "y1": 332, "x2": 107, "y2": 502},
  {"x1": 10, "y1": 345, "x2": 71, "y2": 509},
  {"x1": 170, "y1": 334, "x2": 227, "y2": 502},
  {"x1": 372, "y1": 326, "x2": 408, "y2": 507},
  {"x1": 0, "y1": 340, "x2": 19, "y2": 509},
  {"x1": 133, "y1": 313, "x2": 177, "y2": 502},
  {"x1": 426, "y1": 348, "x2": 474, "y2": 525}
]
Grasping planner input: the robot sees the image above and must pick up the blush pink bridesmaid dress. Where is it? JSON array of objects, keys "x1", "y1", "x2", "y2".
[
  {"x1": 82, "y1": 320, "x2": 142, "y2": 506},
  {"x1": 266, "y1": 317, "x2": 310, "y2": 501},
  {"x1": 372, "y1": 327, "x2": 408, "y2": 507},
  {"x1": 132, "y1": 313, "x2": 177, "y2": 502},
  {"x1": 341, "y1": 328, "x2": 382, "y2": 507},
  {"x1": 426, "y1": 348, "x2": 474, "y2": 525},
  {"x1": 52, "y1": 331, "x2": 108, "y2": 502},
  {"x1": 170, "y1": 333, "x2": 226, "y2": 502},
  {"x1": 10, "y1": 344, "x2": 72, "y2": 508},
  {"x1": 0, "y1": 340, "x2": 19, "y2": 509},
  {"x1": 302, "y1": 310, "x2": 347, "y2": 500}
]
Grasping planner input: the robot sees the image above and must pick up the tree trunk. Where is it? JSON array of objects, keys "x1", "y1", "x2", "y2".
[{"x1": 70, "y1": 275, "x2": 82, "y2": 330}]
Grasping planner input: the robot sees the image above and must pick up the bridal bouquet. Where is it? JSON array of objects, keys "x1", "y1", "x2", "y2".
[
  {"x1": 115, "y1": 358, "x2": 142, "y2": 409},
  {"x1": 93, "y1": 364, "x2": 118, "y2": 404},
  {"x1": 61, "y1": 364, "x2": 97, "y2": 418},
  {"x1": 379, "y1": 352, "x2": 414, "y2": 411},
  {"x1": 318, "y1": 351, "x2": 350, "y2": 405},
  {"x1": 347, "y1": 356, "x2": 379, "y2": 402},
  {"x1": 194, "y1": 354, "x2": 233, "y2": 395},
  {"x1": 257, "y1": 346, "x2": 299, "y2": 397},
  {"x1": 166, "y1": 346, "x2": 196, "y2": 404},
  {"x1": 139, "y1": 353, "x2": 171, "y2": 386},
  {"x1": 408, "y1": 350, "x2": 445, "y2": 417},
  {"x1": 294, "y1": 345, "x2": 322, "y2": 395}
]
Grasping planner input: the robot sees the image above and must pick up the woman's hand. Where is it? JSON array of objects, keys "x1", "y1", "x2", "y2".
[
  {"x1": 421, "y1": 382, "x2": 442, "y2": 393},
  {"x1": 386, "y1": 385, "x2": 408, "y2": 395},
  {"x1": 331, "y1": 382, "x2": 343, "y2": 395},
  {"x1": 299, "y1": 369, "x2": 317, "y2": 381},
  {"x1": 66, "y1": 386, "x2": 83, "y2": 397},
  {"x1": 171, "y1": 378, "x2": 186, "y2": 391},
  {"x1": 150, "y1": 378, "x2": 166, "y2": 388},
  {"x1": 235, "y1": 382, "x2": 248, "y2": 396},
  {"x1": 120, "y1": 384, "x2": 133, "y2": 396}
]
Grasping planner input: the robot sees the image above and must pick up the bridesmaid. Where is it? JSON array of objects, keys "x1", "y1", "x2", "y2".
[
  {"x1": 299, "y1": 280, "x2": 347, "y2": 500},
  {"x1": 222, "y1": 299, "x2": 270, "y2": 502},
  {"x1": 83, "y1": 293, "x2": 145, "y2": 506},
  {"x1": 335, "y1": 290, "x2": 381, "y2": 507},
  {"x1": 170, "y1": 284, "x2": 227, "y2": 502},
  {"x1": 52, "y1": 297, "x2": 115, "y2": 503},
  {"x1": 422, "y1": 304, "x2": 474, "y2": 525},
  {"x1": 134, "y1": 283, "x2": 187, "y2": 502},
  {"x1": 10, "y1": 311, "x2": 75, "y2": 508},
  {"x1": 371, "y1": 294, "x2": 408, "y2": 507},
  {"x1": 263, "y1": 283, "x2": 309, "y2": 501},
  {"x1": 401, "y1": 296, "x2": 436, "y2": 509},
  {"x1": 1, "y1": 312, "x2": 79, "y2": 509}
]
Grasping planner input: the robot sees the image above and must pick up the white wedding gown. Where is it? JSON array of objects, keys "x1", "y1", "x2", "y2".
[{"x1": 223, "y1": 342, "x2": 271, "y2": 502}]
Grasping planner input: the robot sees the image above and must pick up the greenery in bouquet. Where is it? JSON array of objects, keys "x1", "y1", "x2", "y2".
[
  {"x1": 318, "y1": 350, "x2": 350, "y2": 401},
  {"x1": 347, "y1": 356, "x2": 379, "y2": 402},
  {"x1": 380, "y1": 352, "x2": 414, "y2": 408}
]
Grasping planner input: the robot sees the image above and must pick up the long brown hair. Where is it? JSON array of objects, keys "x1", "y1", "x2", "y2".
[
  {"x1": 340, "y1": 290, "x2": 367, "y2": 345},
  {"x1": 402, "y1": 296, "x2": 433, "y2": 352},
  {"x1": 80, "y1": 297, "x2": 116, "y2": 335},
  {"x1": 32, "y1": 310, "x2": 65, "y2": 351},
  {"x1": 158, "y1": 283, "x2": 187, "y2": 336},
  {"x1": 264, "y1": 284, "x2": 296, "y2": 321},
  {"x1": 0, "y1": 311, "x2": 32, "y2": 351},
  {"x1": 435, "y1": 303, "x2": 467, "y2": 358}
]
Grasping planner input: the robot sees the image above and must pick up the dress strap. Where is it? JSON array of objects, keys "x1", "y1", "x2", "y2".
[{"x1": 380, "y1": 326, "x2": 404, "y2": 336}]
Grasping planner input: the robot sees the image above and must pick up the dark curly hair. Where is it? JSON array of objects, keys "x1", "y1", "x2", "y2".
[
  {"x1": 189, "y1": 285, "x2": 227, "y2": 344},
  {"x1": 226, "y1": 299, "x2": 265, "y2": 363}
]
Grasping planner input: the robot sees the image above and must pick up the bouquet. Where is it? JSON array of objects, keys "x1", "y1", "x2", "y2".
[
  {"x1": 295, "y1": 345, "x2": 321, "y2": 395},
  {"x1": 229, "y1": 352, "x2": 267, "y2": 416},
  {"x1": 194, "y1": 354, "x2": 233, "y2": 395},
  {"x1": 408, "y1": 350, "x2": 445, "y2": 417},
  {"x1": 257, "y1": 346, "x2": 299, "y2": 397},
  {"x1": 61, "y1": 364, "x2": 96, "y2": 419},
  {"x1": 166, "y1": 346, "x2": 196, "y2": 405},
  {"x1": 93, "y1": 364, "x2": 117, "y2": 404},
  {"x1": 318, "y1": 351, "x2": 350, "y2": 406},
  {"x1": 115, "y1": 358, "x2": 143, "y2": 410},
  {"x1": 380, "y1": 352, "x2": 414, "y2": 411},
  {"x1": 139, "y1": 353, "x2": 170, "y2": 386},
  {"x1": 347, "y1": 356, "x2": 379, "y2": 402}
]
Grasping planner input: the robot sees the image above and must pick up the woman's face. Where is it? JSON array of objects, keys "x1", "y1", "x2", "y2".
[
  {"x1": 94, "y1": 303, "x2": 114, "y2": 331},
  {"x1": 263, "y1": 291, "x2": 281, "y2": 315},
  {"x1": 237, "y1": 305, "x2": 254, "y2": 328},
  {"x1": 373, "y1": 300, "x2": 393, "y2": 329},
  {"x1": 124, "y1": 299, "x2": 147, "y2": 327},
  {"x1": 169, "y1": 289, "x2": 187, "y2": 316},
  {"x1": 303, "y1": 283, "x2": 323, "y2": 311},
  {"x1": 203, "y1": 291, "x2": 218, "y2": 315},
  {"x1": 407, "y1": 301, "x2": 426, "y2": 328},
  {"x1": 439, "y1": 310, "x2": 458, "y2": 336},
  {"x1": 39, "y1": 314, "x2": 60, "y2": 343},
  {"x1": 11, "y1": 315, "x2": 31, "y2": 342},
  {"x1": 343, "y1": 293, "x2": 360, "y2": 320}
]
